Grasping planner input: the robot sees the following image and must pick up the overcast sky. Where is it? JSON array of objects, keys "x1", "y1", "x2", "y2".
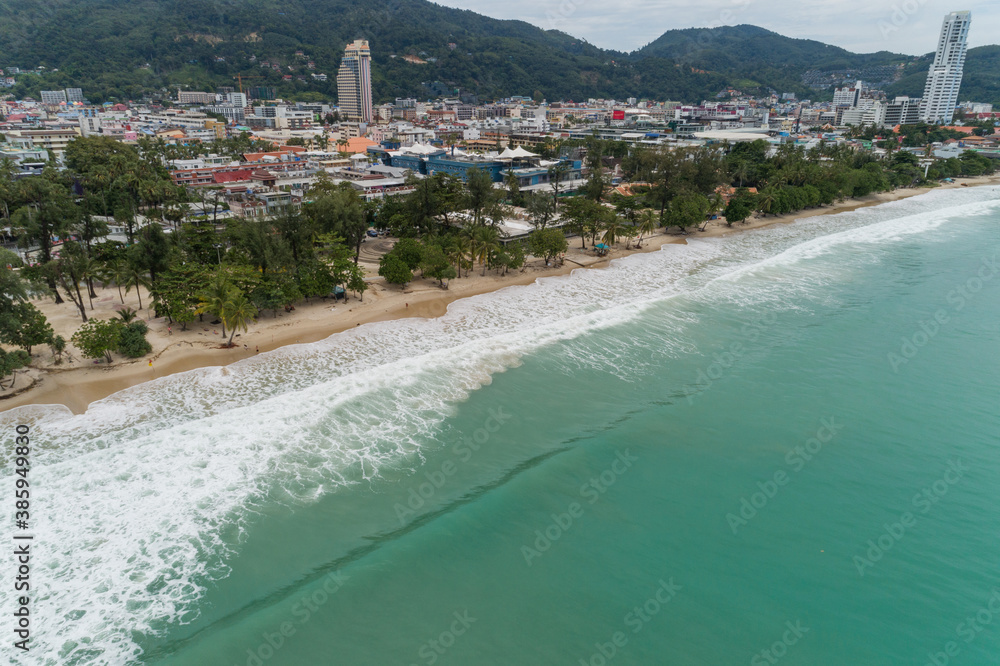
[{"x1": 432, "y1": 0, "x2": 998, "y2": 55}]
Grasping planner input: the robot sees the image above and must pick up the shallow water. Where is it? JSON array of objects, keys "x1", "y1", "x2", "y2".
[{"x1": 3, "y1": 185, "x2": 999, "y2": 665}]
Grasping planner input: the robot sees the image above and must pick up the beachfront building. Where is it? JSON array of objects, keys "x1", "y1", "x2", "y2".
[
  {"x1": 919, "y1": 11, "x2": 971, "y2": 125},
  {"x1": 337, "y1": 39, "x2": 373, "y2": 123}
]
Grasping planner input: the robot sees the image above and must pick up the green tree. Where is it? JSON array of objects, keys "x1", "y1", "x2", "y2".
[
  {"x1": 130, "y1": 223, "x2": 172, "y2": 284},
  {"x1": 724, "y1": 191, "x2": 756, "y2": 226},
  {"x1": 636, "y1": 210, "x2": 658, "y2": 248},
  {"x1": 465, "y1": 168, "x2": 499, "y2": 226},
  {"x1": 0, "y1": 302, "x2": 53, "y2": 355},
  {"x1": 379, "y1": 254, "x2": 413, "y2": 287},
  {"x1": 11, "y1": 174, "x2": 79, "y2": 302},
  {"x1": 196, "y1": 272, "x2": 235, "y2": 338},
  {"x1": 667, "y1": 192, "x2": 711, "y2": 233},
  {"x1": 116, "y1": 320, "x2": 152, "y2": 358},
  {"x1": 528, "y1": 228, "x2": 568, "y2": 265},
  {"x1": 0, "y1": 348, "x2": 30, "y2": 390},
  {"x1": 52, "y1": 241, "x2": 93, "y2": 322},
  {"x1": 346, "y1": 263, "x2": 368, "y2": 301},
  {"x1": 222, "y1": 291, "x2": 257, "y2": 346},
  {"x1": 71, "y1": 319, "x2": 122, "y2": 364},
  {"x1": 420, "y1": 244, "x2": 456, "y2": 287},
  {"x1": 49, "y1": 335, "x2": 67, "y2": 364},
  {"x1": 525, "y1": 191, "x2": 556, "y2": 230},
  {"x1": 390, "y1": 237, "x2": 425, "y2": 271}
]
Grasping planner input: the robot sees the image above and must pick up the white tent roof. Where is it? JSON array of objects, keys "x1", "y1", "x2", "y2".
[
  {"x1": 405, "y1": 142, "x2": 441, "y2": 155},
  {"x1": 350, "y1": 153, "x2": 368, "y2": 160},
  {"x1": 498, "y1": 146, "x2": 539, "y2": 159}
]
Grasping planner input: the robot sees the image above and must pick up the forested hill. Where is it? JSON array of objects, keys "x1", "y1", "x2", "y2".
[{"x1": 0, "y1": 1, "x2": 997, "y2": 106}]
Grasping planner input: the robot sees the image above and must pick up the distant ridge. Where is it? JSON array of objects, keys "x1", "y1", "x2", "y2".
[{"x1": 0, "y1": 1, "x2": 995, "y2": 105}]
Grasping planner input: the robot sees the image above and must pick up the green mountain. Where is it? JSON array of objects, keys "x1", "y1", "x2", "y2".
[
  {"x1": 0, "y1": 2, "x2": 996, "y2": 107},
  {"x1": 633, "y1": 24, "x2": 904, "y2": 70}
]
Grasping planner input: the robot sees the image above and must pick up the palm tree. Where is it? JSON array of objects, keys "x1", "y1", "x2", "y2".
[
  {"x1": 450, "y1": 236, "x2": 470, "y2": 278},
  {"x1": 601, "y1": 217, "x2": 622, "y2": 248},
  {"x1": 731, "y1": 159, "x2": 750, "y2": 188},
  {"x1": 222, "y1": 292, "x2": 258, "y2": 347},
  {"x1": 72, "y1": 252, "x2": 99, "y2": 310},
  {"x1": 701, "y1": 193, "x2": 725, "y2": 231},
  {"x1": 101, "y1": 257, "x2": 131, "y2": 304},
  {"x1": 636, "y1": 210, "x2": 658, "y2": 248},
  {"x1": 196, "y1": 273, "x2": 233, "y2": 338},
  {"x1": 116, "y1": 306, "x2": 139, "y2": 323},
  {"x1": 471, "y1": 225, "x2": 501, "y2": 276},
  {"x1": 621, "y1": 224, "x2": 638, "y2": 250},
  {"x1": 125, "y1": 261, "x2": 151, "y2": 310},
  {"x1": 756, "y1": 188, "x2": 777, "y2": 217}
]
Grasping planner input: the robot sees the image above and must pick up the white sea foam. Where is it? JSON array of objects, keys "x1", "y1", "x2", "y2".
[{"x1": 1, "y1": 185, "x2": 997, "y2": 664}]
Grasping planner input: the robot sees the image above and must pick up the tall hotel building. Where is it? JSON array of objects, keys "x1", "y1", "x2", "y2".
[
  {"x1": 337, "y1": 39, "x2": 373, "y2": 123},
  {"x1": 919, "y1": 11, "x2": 971, "y2": 124}
]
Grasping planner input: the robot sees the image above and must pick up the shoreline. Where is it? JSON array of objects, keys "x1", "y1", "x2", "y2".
[{"x1": 4, "y1": 176, "x2": 998, "y2": 414}]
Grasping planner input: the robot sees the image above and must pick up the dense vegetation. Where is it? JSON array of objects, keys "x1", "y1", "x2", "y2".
[
  {"x1": 1, "y1": 135, "x2": 995, "y2": 384},
  {"x1": 633, "y1": 25, "x2": 906, "y2": 99},
  {"x1": 2, "y1": 1, "x2": 996, "y2": 105}
]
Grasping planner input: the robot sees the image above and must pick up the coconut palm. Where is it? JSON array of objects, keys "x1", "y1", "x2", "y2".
[
  {"x1": 196, "y1": 273, "x2": 234, "y2": 338},
  {"x1": 450, "y1": 235, "x2": 471, "y2": 278},
  {"x1": 621, "y1": 224, "x2": 638, "y2": 250},
  {"x1": 125, "y1": 260, "x2": 152, "y2": 310},
  {"x1": 601, "y1": 217, "x2": 622, "y2": 248},
  {"x1": 636, "y1": 210, "x2": 658, "y2": 248},
  {"x1": 100, "y1": 257, "x2": 131, "y2": 304},
  {"x1": 471, "y1": 225, "x2": 501, "y2": 275},
  {"x1": 222, "y1": 292, "x2": 258, "y2": 347}
]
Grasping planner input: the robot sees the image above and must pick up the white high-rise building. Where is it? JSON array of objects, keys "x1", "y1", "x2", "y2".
[
  {"x1": 919, "y1": 11, "x2": 971, "y2": 124},
  {"x1": 337, "y1": 40, "x2": 373, "y2": 123},
  {"x1": 226, "y1": 92, "x2": 248, "y2": 109},
  {"x1": 833, "y1": 81, "x2": 862, "y2": 107}
]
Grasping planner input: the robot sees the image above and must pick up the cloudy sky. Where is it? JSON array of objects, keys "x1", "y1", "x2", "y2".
[{"x1": 432, "y1": 0, "x2": 998, "y2": 55}]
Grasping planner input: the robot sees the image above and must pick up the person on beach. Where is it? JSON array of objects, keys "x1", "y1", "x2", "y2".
[
  {"x1": 148, "y1": 360, "x2": 153, "y2": 368},
  {"x1": 255, "y1": 346, "x2": 259, "y2": 353}
]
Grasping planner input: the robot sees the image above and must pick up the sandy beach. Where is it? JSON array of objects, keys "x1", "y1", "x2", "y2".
[{"x1": 3, "y1": 176, "x2": 997, "y2": 414}]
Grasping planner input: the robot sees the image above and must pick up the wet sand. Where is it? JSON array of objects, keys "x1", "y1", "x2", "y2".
[{"x1": 4, "y1": 177, "x2": 997, "y2": 414}]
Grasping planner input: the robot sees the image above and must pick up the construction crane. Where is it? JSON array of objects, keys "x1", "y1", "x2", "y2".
[{"x1": 232, "y1": 73, "x2": 264, "y2": 95}]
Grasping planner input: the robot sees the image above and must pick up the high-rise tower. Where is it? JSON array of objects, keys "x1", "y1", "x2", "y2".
[
  {"x1": 919, "y1": 11, "x2": 971, "y2": 124},
  {"x1": 337, "y1": 40, "x2": 373, "y2": 123}
]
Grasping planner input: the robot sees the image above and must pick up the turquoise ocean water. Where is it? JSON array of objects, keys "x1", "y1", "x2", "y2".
[{"x1": 2, "y1": 186, "x2": 999, "y2": 665}]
